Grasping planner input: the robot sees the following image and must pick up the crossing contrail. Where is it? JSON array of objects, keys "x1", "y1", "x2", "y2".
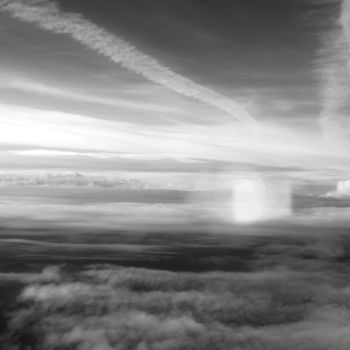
[{"x1": 0, "y1": 0, "x2": 256, "y2": 126}]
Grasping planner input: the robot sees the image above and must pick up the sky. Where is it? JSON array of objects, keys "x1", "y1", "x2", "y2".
[{"x1": 0, "y1": 0, "x2": 350, "y2": 228}]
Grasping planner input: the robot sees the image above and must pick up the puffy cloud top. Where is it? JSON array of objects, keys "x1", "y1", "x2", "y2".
[{"x1": 325, "y1": 180, "x2": 350, "y2": 198}]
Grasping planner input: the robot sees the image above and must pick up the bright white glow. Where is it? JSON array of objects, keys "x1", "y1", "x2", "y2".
[
  {"x1": 233, "y1": 178, "x2": 266, "y2": 223},
  {"x1": 232, "y1": 175, "x2": 292, "y2": 223}
]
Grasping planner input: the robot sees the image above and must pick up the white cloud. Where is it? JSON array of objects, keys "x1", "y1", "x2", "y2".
[
  {"x1": 3, "y1": 100, "x2": 350, "y2": 179},
  {"x1": 325, "y1": 180, "x2": 350, "y2": 197},
  {"x1": 316, "y1": 0, "x2": 350, "y2": 137},
  {"x1": 0, "y1": 265, "x2": 61, "y2": 284}
]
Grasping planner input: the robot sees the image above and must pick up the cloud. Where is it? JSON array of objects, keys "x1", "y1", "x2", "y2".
[
  {"x1": 6, "y1": 78, "x2": 181, "y2": 113},
  {"x1": 1, "y1": 99, "x2": 349, "y2": 172},
  {"x1": 0, "y1": 103, "x2": 222, "y2": 160},
  {"x1": 0, "y1": 265, "x2": 61, "y2": 284},
  {"x1": 324, "y1": 179, "x2": 350, "y2": 197},
  {"x1": 3, "y1": 261, "x2": 350, "y2": 350},
  {"x1": 0, "y1": 0, "x2": 256, "y2": 126},
  {"x1": 0, "y1": 171, "x2": 206, "y2": 191},
  {"x1": 316, "y1": 0, "x2": 350, "y2": 135},
  {"x1": 3, "y1": 233, "x2": 350, "y2": 349},
  {"x1": 0, "y1": 171, "x2": 145, "y2": 189},
  {"x1": 309, "y1": 0, "x2": 341, "y2": 4}
]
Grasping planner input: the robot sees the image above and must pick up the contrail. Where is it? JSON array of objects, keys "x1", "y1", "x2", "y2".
[
  {"x1": 0, "y1": 0, "x2": 256, "y2": 126},
  {"x1": 317, "y1": 0, "x2": 350, "y2": 134}
]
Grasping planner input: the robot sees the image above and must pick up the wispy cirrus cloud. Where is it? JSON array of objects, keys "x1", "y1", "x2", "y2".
[
  {"x1": 4, "y1": 77, "x2": 182, "y2": 113},
  {"x1": 0, "y1": 0, "x2": 256, "y2": 126}
]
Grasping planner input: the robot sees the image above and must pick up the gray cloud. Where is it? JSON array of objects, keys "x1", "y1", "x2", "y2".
[
  {"x1": 0, "y1": 171, "x2": 144, "y2": 189},
  {"x1": 0, "y1": 171, "x2": 201, "y2": 191}
]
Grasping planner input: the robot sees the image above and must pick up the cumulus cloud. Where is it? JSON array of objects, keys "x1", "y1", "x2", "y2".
[
  {"x1": 0, "y1": 0, "x2": 255, "y2": 126},
  {"x1": 324, "y1": 179, "x2": 350, "y2": 197}
]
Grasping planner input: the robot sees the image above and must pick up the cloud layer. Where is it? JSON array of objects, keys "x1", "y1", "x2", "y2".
[
  {"x1": 2, "y1": 256, "x2": 350, "y2": 350},
  {"x1": 0, "y1": 171, "x2": 151, "y2": 189}
]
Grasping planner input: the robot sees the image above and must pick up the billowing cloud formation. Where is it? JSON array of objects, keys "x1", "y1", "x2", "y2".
[{"x1": 0, "y1": 0, "x2": 255, "y2": 126}]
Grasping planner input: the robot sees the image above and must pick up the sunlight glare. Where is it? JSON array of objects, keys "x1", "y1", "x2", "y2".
[{"x1": 232, "y1": 175, "x2": 291, "y2": 223}]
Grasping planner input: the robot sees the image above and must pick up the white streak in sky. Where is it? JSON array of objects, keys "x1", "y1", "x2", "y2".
[
  {"x1": 0, "y1": 0, "x2": 256, "y2": 126},
  {"x1": 318, "y1": 0, "x2": 350, "y2": 133},
  {"x1": 7, "y1": 78, "x2": 182, "y2": 113}
]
